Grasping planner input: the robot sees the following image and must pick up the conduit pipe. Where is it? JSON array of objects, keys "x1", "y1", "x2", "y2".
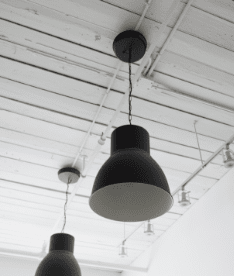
[
  {"x1": 71, "y1": 60, "x2": 122, "y2": 168},
  {"x1": 136, "y1": 0, "x2": 182, "y2": 82},
  {"x1": 146, "y1": 0, "x2": 195, "y2": 77},
  {"x1": 135, "y1": 0, "x2": 152, "y2": 31},
  {"x1": 143, "y1": 57, "x2": 152, "y2": 76}
]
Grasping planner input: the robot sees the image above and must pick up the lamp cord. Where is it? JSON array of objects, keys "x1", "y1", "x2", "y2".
[
  {"x1": 128, "y1": 43, "x2": 132, "y2": 125},
  {"x1": 61, "y1": 177, "x2": 72, "y2": 233}
]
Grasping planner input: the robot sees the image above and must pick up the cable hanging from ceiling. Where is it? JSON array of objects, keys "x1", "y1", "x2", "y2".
[{"x1": 89, "y1": 29, "x2": 173, "y2": 222}]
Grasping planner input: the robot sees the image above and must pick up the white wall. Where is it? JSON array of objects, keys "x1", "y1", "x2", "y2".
[
  {"x1": 0, "y1": 255, "x2": 121, "y2": 276},
  {"x1": 123, "y1": 168, "x2": 234, "y2": 276}
]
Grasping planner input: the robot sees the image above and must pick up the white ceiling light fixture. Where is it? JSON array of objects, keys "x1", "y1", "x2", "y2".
[
  {"x1": 89, "y1": 30, "x2": 173, "y2": 222},
  {"x1": 178, "y1": 188, "x2": 191, "y2": 207},
  {"x1": 144, "y1": 220, "x2": 155, "y2": 236},
  {"x1": 119, "y1": 222, "x2": 128, "y2": 258},
  {"x1": 222, "y1": 144, "x2": 234, "y2": 168},
  {"x1": 119, "y1": 240, "x2": 128, "y2": 258}
]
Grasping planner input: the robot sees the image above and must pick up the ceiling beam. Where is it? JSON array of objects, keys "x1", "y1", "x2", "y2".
[{"x1": 0, "y1": 248, "x2": 148, "y2": 273}]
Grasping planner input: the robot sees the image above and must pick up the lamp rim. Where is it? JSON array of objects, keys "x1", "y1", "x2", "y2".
[{"x1": 89, "y1": 182, "x2": 174, "y2": 222}]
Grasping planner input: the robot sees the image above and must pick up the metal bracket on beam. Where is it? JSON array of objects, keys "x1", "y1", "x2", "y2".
[{"x1": 135, "y1": 77, "x2": 154, "y2": 90}]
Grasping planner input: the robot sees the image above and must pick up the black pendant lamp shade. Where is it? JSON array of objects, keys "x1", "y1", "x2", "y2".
[
  {"x1": 35, "y1": 233, "x2": 81, "y2": 276},
  {"x1": 89, "y1": 125, "x2": 173, "y2": 222}
]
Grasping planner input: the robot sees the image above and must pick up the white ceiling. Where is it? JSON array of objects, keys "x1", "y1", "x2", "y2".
[{"x1": 0, "y1": 0, "x2": 234, "y2": 272}]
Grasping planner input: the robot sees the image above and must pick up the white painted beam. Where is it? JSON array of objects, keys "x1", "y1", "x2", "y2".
[
  {"x1": 2, "y1": 13, "x2": 234, "y2": 100},
  {"x1": 2, "y1": 0, "x2": 234, "y2": 77},
  {"x1": 0, "y1": 249, "x2": 148, "y2": 272}
]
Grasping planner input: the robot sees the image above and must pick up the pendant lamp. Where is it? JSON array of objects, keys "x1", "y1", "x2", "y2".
[
  {"x1": 89, "y1": 30, "x2": 173, "y2": 222},
  {"x1": 35, "y1": 167, "x2": 82, "y2": 276}
]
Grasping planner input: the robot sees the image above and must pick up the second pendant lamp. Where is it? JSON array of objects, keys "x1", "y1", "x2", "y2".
[
  {"x1": 35, "y1": 168, "x2": 82, "y2": 276},
  {"x1": 89, "y1": 30, "x2": 173, "y2": 222}
]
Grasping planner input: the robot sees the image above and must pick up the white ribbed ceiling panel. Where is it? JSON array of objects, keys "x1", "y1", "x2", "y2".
[{"x1": 0, "y1": 0, "x2": 234, "y2": 272}]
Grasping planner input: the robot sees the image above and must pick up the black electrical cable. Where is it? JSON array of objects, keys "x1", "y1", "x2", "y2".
[
  {"x1": 128, "y1": 43, "x2": 133, "y2": 125},
  {"x1": 61, "y1": 178, "x2": 71, "y2": 233}
]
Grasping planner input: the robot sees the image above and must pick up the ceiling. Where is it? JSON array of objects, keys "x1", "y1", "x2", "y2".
[{"x1": 0, "y1": 0, "x2": 234, "y2": 272}]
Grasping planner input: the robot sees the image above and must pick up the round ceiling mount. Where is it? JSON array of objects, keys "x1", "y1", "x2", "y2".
[
  {"x1": 113, "y1": 30, "x2": 147, "y2": 63},
  {"x1": 58, "y1": 167, "x2": 80, "y2": 184}
]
